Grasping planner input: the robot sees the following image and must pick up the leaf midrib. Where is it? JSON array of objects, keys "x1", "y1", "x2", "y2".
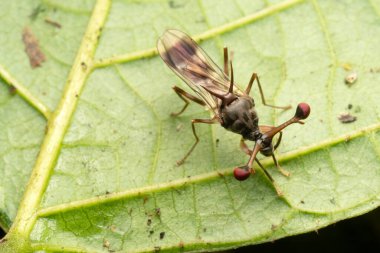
[{"x1": 5, "y1": 0, "x2": 112, "y2": 238}]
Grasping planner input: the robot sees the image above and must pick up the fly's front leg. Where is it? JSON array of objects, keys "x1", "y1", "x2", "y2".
[
  {"x1": 239, "y1": 138, "x2": 255, "y2": 174},
  {"x1": 245, "y1": 73, "x2": 291, "y2": 110},
  {"x1": 238, "y1": 137, "x2": 280, "y2": 191},
  {"x1": 239, "y1": 138, "x2": 252, "y2": 155},
  {"x1": 177, "y1": 116, "x2": 219, "y2": 165},
  {"x1": 171, "y1": 86, "x2": 206, "y2": 117}
]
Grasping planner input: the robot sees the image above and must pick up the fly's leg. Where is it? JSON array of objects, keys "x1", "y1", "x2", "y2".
[
  {"x1": 239, "y1": 138, "x2": 283, "y2": 195},
  {"x1": 273, "y1": 131, "x2": 283, "y2": 150},
  {"x1": 271, "y1": 131, "x2": 290, "y2": 176},
  {"x1": 171, "y1": 86, "x2": 206, "y2": 117},
  {"x1": 239, "y1": 138, "x2": 255, "y2": 174},
  {"x1": 259, "y1": 125, "x2": 289, "y2": 176},
  {"x1": 245, "y1": 73, "x2": 291, "y2": 110},
  {"x1": 177, "y1": 117, "x2": 219, "y2": 165},
  {"x1": 239, "y1": 133, "x2": 289, "y2": 176},
  {"x1": 235, "y1": 104, "x2": 311, "y2": 187},
  {"x1": 239, "y1": 138, "x2": 251, "y2": 155},
  {"x1": 255, "y1": 159, "x2": 283, "y2": 196},
  {"x1": 271, "y1": 153, "x2": 290, "y2": 177}
]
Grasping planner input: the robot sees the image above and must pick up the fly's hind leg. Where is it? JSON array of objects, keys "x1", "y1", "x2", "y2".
[
  {"x1": 255, "y1": 159, "x2": 283, "y2": 196},
  {"x1": 240, "y1": 130, "x2": 289, "y2": 177},
  {"x1": 177, "y1": 116, "x2": 219, "y2": 165},
  {"x1": 245, "y1": 73, "x2": 291, "y2": 110},
  {"x1": 259, "y1": 125, "x2": 289, "y2": 177},
  {"x1": 239, "y1": 138, "x2": 282, "y2": 195},
  {"x1": 171, "y1": 86, "x2": 206, "y2": 117}
]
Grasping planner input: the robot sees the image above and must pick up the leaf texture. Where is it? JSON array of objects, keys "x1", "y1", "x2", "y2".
[{"x1": 0, "y1": 0, "x2": 380, "y2": 252}]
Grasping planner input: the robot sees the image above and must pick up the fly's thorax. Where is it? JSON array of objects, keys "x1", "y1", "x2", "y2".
[{"x1": 220, "y1": 96, "x2": 259, "y2": 140}]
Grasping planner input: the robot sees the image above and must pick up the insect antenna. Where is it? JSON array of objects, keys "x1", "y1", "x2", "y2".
[{"x1": 229, "y1": 61, "x2": 234, "y2": 93}]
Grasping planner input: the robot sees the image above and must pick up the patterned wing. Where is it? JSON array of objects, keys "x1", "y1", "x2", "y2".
[{"x1": 157, "y1": 29, "x2": 242, "y2": 114}]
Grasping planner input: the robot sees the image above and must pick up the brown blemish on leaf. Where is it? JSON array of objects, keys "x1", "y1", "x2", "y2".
[
  {"x1": 345, "y1": 71, "x2": 357, "y2": 86},
  {"x1": 338, "y1": 113, "x2": 357, "y2": 123},
  {"x1": 22, "y1": 27, "x2": 46, "y2": 68},
  {"x1": 44, "y1": 18, "x2": 62, "y2": 29},
  {"x1": 103, "y1": 238, "x2": 110, "y2": 248},
  {"x1": 9, "y1": 85, "x2": 17, "y2": 95}
]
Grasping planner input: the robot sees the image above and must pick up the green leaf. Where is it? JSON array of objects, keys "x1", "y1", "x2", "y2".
[{"x1": 1, "y1": 0, "x2": 380, "y2": 252}]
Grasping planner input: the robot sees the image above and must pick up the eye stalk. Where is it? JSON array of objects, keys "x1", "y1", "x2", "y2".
[{"x1": 234, "y1": 103, "x2": 311, "y2": 181}]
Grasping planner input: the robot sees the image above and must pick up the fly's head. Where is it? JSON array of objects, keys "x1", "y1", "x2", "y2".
[{"x1": 258, "y1": 135, "x2": 274, "y2": 157}]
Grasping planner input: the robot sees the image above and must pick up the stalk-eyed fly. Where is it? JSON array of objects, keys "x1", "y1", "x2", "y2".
[{"x1": 157, "y1": 30, "x2": 310, "y2": 195}]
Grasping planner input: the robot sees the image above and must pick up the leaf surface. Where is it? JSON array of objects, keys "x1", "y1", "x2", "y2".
[{"x1": 1, "y1": 0, "x2": 380, "y2": 252}]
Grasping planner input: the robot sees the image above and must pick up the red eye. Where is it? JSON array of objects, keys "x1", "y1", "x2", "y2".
[
  {"x1": 295, "y1": 103, "x2": 311, "y2": 119},
  {"x1": 233, "y1": 167, "x2": 251, "y2": 181}
]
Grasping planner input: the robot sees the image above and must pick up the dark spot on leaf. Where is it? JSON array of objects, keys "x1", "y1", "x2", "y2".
[
  {"x1": 44, "y1": 18, "x2": 62, "y2": 28},
  {"x1": 9, "y1": 85, "x2": 17, "y2": 95},
  {"x1": 159, "y1": 231, "x2": 165, "y2": 239},
  {"x1": 300, "y1": 200, "x2": 305, "y2": 204},
  {"x1": 169, "y1": 0, "x2": 184, "y2": 8},
  {"x1": 147, "y1": 219, "x2": 151, "y2": 226},
  {"x1": 347, "y1": 104, "x2": 353, "y2": 110},
  {"x1": 81, "y1": 62, "x2": 87, "y2": 71},
  {"x1": 22, "y1": 27, "x2": 46, "y2": 68},
  {"x1": 103, "y1": 238, "x2": 110, "y2": 248},
  {"x1": 338, "y1": 113, "x2": 357, "y2": 123},
  {"x1": 155, "y1": 208, "x2": 161, "y2": 216}
]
